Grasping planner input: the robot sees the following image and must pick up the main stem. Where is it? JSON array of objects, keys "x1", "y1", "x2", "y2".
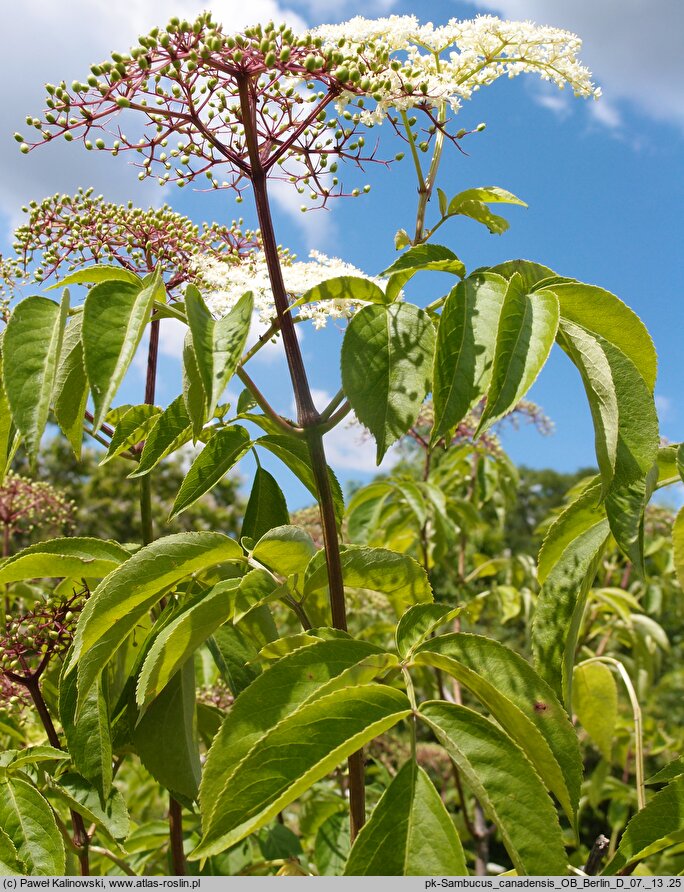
[
  {"x1": 24, "y1": 675, "x2": 90, "y2": 876},
  {"x1": 237, "y1": 77, "x2": 365, "y2": 838},
  {"x1": 141, "y1": 317, "x2": 187, "y2": 875}
]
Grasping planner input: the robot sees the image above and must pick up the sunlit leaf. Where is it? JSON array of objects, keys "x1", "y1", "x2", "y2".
[
  {"x1": 2, "y1": 292, "x2": 69, "y2": 459},
  {"x1": 572, "y1": 662, "x2": 618, "y2": 761},
  {"x1": 169, "y1": 425, "x2": 250, "y2": 519},
  {"x1": 345, "y1": 761, "x2": 467, "y2": 876},
  {"x1": 419, "y1": 702, "x2": 567, "y2": 875},
  {"x1": 0, "y1": 777, "x2": 65, "y2": 875},
  {"x1": 68, "y1": 532, "x2": 243, "y2": 707},
  {"x1": 341, "y1": 303, "x2": 435, "y2": 462},
  {"x1": 432, "y1": 272, "x2": 507, "y2": 441},
  {"x1": 83, "y1": 271, "x2": 162, "y2": 432},
  {"x1": 194, "y1": 684, "x2": 410, "y2": 858}
]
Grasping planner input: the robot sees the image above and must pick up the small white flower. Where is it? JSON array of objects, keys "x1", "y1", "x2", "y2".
[
  {"x1": 310, "y1": 14, "x2": 599, "y2": 124},
  {"x1": 192, "y1": 250, "x2": 386, "y2": 328}
]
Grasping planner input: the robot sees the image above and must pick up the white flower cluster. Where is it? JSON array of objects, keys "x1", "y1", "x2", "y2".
[
  {"x1": 193, "y1": 250, "x2": 385, "y2": 329},
  {"x1": 309, "y1": 14, "x2": 600, "y2": 125}
]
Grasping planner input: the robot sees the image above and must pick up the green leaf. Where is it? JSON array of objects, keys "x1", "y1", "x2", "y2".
[
  {"x1": 0, "y1": 746, "x2": 67, "y2": 770},
  {"x1": 0, "y1": 353, "x2": 20, "y2": 485},
  {"x1": 0, "y1": 826, "x2": 24, "y2": 875},
  {"x1": 133, "y1": 659, "x2": 201, "y2": 801},
  {"x1": 678, "y1": 443, "x2": 684, "y2": 483},
  {"x1": 483, "y1": 259, "x2": 556, "y2": 292},
  {"x1": 257, "y1": 435, "x2": 344, "y2": 525},
  {"x1": 49, "y1": 773, "x2": 129, "y2": 840},
  {"x1": 390, "y1": 480, "x2": 428, "y2": 527},
  {"x1": 315, "y1": 813, "x2": 349, "y2": 876},
  {"x1": 304, "y1": 546, "x2": 433, "y2": 615},
  {"x1": 83, "y1": 271, "x2": 162, "y2": 432},
  {"x1": 646, "y1": 757, "x2": 684, "y2": 786},
  {"x1": 136, "y1": 582, "x2": 238, "y2": 711},
  {"x1": 252, "y1": 525, "x2": 316, "y2": 577},
  {"x1": 208, "y1": 623, "x2": 261, "y2": 697},
  {"x1": 345, "y1": 760, "x2": 467, "y2": 876},
  {"x1": 47, "y1": 265, "x2": 142, "y2": 289},
  {"x1": 129, "y1": 395, "x2": 192, "y2": 477},
  {"x1": 300, "y1": 276, "x2": 389, "y2": 307},
  {"x1": 241, "y1": 468, "x2": 290, "y2": 543},
  {"x1": 68, "y1": 532, "x2": 243, "y2": 707},
  {"x1": 557, "y1": 320, "x2": 659, "y2": 570},
  {"x1": 604, "y1": 775, "x2": 684, "y2": 874},
  {"x1": 674, "y1": 507, "x2": 684, "y2": 589},
  {"x1": 345, "y1": 482, "x2": 392, "y2": 543},
  {"x1": 2, "y1": 292, "x2": 68, "y2": 458},
  {"x1": 448, "y1": 202, "x2": 508, "y2": 234},
  {"x1": 0, "y1": 537, "x2": 130, "y2": 585},
  {"x1": 449, "y1": 186, "x2": 528, "y2": 209},
  {"x1": 185, "y1": 287, "x2": 253, "y2": 419},
  {"x1": 548, "y1": 282, "x2": 657, "y2": 391},
  {"x1": 101, "y1": 403, "x2": 161, "y2": 464},
  {"x1": 380, "y1": 244, "x2": 466, "y2": 279},
  {"x1": 193, "y1": 684, "x2": 410, "y2": 858},
  {"x1": 533, "y1": 521, "x2": 610, "y2": 707},
  {"x1": 419, "y1": 702, "x2": 567, "y2": 876},
  {"x1": 59, "y1": 669, "x2": 112, "y2": 800},
  {"x1": 169, "y1": 426, "x2": 250, "y2": 519},
  {"x1": 341, "y1": 303, "x2": 436, "y2": 462},
  {"x1": 182, "y1": 332, "x2": 207, "y2": 441},
  {"x1": 477, "y1": 274, "x2": 559, "y2": 434},
  {"x1": 537, "y1": 478, "x2": 605, "y2": 584},
  {"x1": 395, "y1": 604, "x2": 462, "y2": 658},
  {"x1": 572, "y1": 662, "x2": 618, "y2": 761},
  {"x1": 53, "y1": 315, "x2": 88, "y2": 458},
  {"x1": 0, "y1": 777, "x2": 65, "y2": 875},
  {"x1": 432, "y1": 272, "x2": 507, "y2": 441},
  {"x1": 230, "y1": 570, "x2": 280, "y2": 623},
  {"x1": 200, "y1": 639, "x2": 392, "y2": 834},
  {"x1": 415, "y1": 633, "x2": 582, "y2": 823},
  {"x1": 555, "y1": 323, "x2": 619, "y2": 491}
]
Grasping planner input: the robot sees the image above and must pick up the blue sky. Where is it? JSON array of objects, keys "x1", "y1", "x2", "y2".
[{"x1": 1, "y1": 0, "x2": 682, "y2": 508}]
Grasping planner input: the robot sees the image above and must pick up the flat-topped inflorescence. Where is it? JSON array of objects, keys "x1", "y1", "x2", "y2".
[
  {"x1": 16, "y1": 13, "x2": 599, "y2": 203},
  {"x1": 8, "y1": 187, "x2": 260, "y2": 295}
]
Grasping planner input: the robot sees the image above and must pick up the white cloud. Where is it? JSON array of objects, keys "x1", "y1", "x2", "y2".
[
  {"x1": 460, "y1": 0, "x2": 684, "y2": 134},
  {"x1": 655, "y1": 394, "x2": 673, "y2": 421},
  {"x1": 588, "y1": 98, "x2": 622, "y2": 130},
  {"x1": 269, "y1": 178, "x2": 336, "y2": 251},
  {"x1": 532, "y1": 88, "x2": 572, "y2": 120},
  {"x1": 158, "y1": 318, "x2": 186, "y2": 360}
]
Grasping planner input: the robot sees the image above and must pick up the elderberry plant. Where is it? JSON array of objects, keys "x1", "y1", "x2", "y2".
[{"x1": 1, "y1": 9, "x2": 682, "y2": 880}]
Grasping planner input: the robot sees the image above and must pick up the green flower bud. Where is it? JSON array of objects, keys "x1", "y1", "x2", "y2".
[
  {"x1": 116, "y1": 97, "x2": 131, "y2": 108},
  {"x1": 334, "y1": 66, "x2": 349, "y2": 82},
  {"x1": 19, "y1": 143, "x2": 30, "y2": 154}
]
